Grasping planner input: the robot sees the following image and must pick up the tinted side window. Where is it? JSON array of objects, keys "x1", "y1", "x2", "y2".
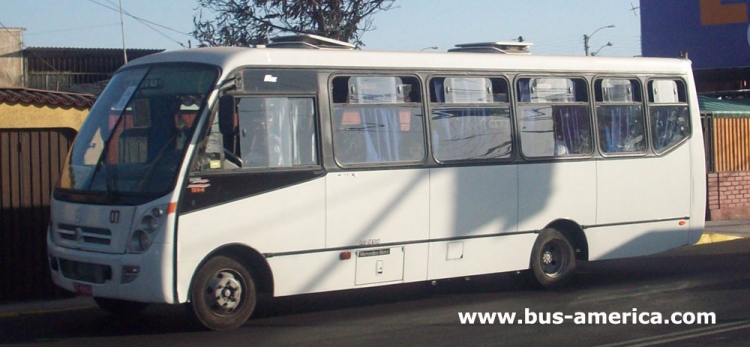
[
  {"x1": 429, "y1": 77, "x2": 512, "y2": 161},
  {"x1": 236, "y1": 97, "x2": 317, "y2": 168},
  {"x1": 648, "y1": 79, "x2": 690, "y2": 154},
  {"x1": 195, "y1": 96, "x2": 317, "y2": 171},
  {"x1": 331, "y1": 76, "x2": 425, "y2": 165},
  {"x1": 517, "y1": 77, "x2": 592, "y2": 158},
  {"x1": 595, "y1": 78, "x2": 647, "y2": 154}
]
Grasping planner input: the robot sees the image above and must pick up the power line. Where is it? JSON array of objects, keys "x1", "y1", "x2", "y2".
[
  {"x1": 102, "y1": 0, "x2": 187, "y2": 35},
  {"x1": 0, "y1": 20, "x2": 61, "y2": 76},
  {"x1": 24, "y1": 23, "x2": 121, "y2": 36},
  {"x1": 86, "y1": 0, "x2": 189, "y2": 48}
]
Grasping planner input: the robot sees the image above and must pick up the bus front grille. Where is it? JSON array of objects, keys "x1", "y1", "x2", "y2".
[{"x1": 57, "y1": 224, "x2": 112, "y2": 246}]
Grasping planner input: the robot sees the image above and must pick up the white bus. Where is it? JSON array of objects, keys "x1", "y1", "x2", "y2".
[{"x1": 47, "y1": 35, "x2": 705, "y2": 330}]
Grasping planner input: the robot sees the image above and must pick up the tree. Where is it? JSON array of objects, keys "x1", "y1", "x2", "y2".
[{"x1": 192, "y1": 0, "x2": 396, "y2": 48}]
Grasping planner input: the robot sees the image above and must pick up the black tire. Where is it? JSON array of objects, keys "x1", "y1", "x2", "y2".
[
  {"x1": 530, "y1": 228, "x2": 576, "y2": 289},
  {"x1": 189, "y1": 256, "x2": 257, "y2": 331},
  {"x1": 94, "y1": 297, "x2": 149, "y2": 316}
]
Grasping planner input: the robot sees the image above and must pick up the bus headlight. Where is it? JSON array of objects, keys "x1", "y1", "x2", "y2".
[
  {"x1": 128, "y1": 206, "x2": 166, "y2": 253},
  {"x1": 133, "y1": 230, "x2": 152, "y2": 251},
  {"x1": 141, "y1": 215, "x2": 159, "y2": 233}
]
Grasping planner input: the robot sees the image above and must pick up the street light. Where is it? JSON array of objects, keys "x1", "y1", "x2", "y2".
[
  {"x1": 591, "y1": 42, "x2": 613, "y2": 56},
  {"x1": 584, "y1": 25, "x2": 615, "y2": 56}
]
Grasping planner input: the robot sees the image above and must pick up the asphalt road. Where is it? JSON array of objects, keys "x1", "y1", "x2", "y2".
[{"x1": 2, "y1": 239, "x2": 749, "y2": 346}]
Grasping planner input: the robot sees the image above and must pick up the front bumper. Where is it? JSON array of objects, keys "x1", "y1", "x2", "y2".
[{"x1": 47, "y1": 238, "x2": 175, "y2": 304}]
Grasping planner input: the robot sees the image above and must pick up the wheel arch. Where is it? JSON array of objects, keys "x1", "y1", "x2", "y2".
[
  {"x1": 544, "y1": 219, "x2": 589, "y2": 262},
  {"x1": 190, "y1": 243, "x2": 275, "y2": 300}
]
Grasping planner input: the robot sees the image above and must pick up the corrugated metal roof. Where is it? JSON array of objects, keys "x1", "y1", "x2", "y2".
[
  {"x1": 25, "y1": 47, "x2": 164, "y2": 53},
  {"x1": 699, "y1": 95, "x2": 750, "y2": 116},
  {"x1": 0, "y1": 87, "x2": 96, "y2": 108}
]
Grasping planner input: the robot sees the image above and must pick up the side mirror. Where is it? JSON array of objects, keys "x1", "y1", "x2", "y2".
[{"x1": 218, "y1": 95, "x2": 235, "y2": 135}]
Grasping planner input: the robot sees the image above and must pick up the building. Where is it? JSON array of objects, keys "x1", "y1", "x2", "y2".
[
  {"x1": 641, "y1": 0, "x2": 750, "y2": 94},
  {"x1": 1, "y1": 27, "x2": 163, "y2": 94}
]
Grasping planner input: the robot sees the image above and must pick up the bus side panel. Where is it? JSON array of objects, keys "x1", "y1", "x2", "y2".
[
  {"x1": 426, "y1": 165, "x2": 524, "y2": 280},
  {"x1": 269, "y1": 243, "x2": 429, "y2": 296},
  {"x1": 585, "y1": 220, "x2": 688, "y2": 260},
  {"x1": 429, "y1": 166, "x2": 519, "y2": 239},
  {"x1": 592, "y1": 145, "x2": 691, "y2": 260},
  {"x1": 597, "y1": 146, "x2": 691, "y2": 224},
  {"x1": 175, "y1": 178, "x2": 326, "y2": 302},
  {"x1": 325, "y1": 170, "x2": 430, "y2": 248},
  {"x1": 426, "y1": 234, "x2": 536, "y2": 280},
  {"x1": 267, "y1": 251, "x2": 355, "y2": 296},
  {"x1": 517, "y1": 162, "x2": 597, "y2": 231}
]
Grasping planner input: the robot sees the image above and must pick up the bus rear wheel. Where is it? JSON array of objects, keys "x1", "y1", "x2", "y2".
[
  {"x1": 189, "y1": 255, "x2": 257, "y2": 331},
  {"x1": 530, "y1": 228, "x2": 576, "y2": 289}
]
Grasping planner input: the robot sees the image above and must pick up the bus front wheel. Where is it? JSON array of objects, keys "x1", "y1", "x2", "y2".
[
  {"x1": 530, "y1": 228, "x2": 576, "y2": 289},
  {"x1": 189, "y1": 255, "x2": 257, "y2": 331}
]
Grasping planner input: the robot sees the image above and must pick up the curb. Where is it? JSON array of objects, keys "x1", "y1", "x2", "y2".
[
  {"x1": 0, "y1": 298, "x2": 96, "y2": 319},
  {"x1": 696, "y1": 233, "x2": 743, "y2": 245}
]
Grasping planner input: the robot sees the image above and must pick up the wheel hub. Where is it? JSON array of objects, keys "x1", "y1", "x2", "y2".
[
  {"x1": 206, "y1": 271, "x2": 243, "y2": 314},
  {"x1": 541, "y1": 243, "x2": 564, "y2": 276},
  {"x1": 542, "y1": 251, "x2": 554, "y2": 265}
]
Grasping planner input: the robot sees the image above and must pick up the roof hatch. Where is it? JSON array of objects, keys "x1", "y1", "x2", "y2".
[
  {"x1": 448, "y1": 41, "x2": 532, "y2": 54},
  {"x1": 265, "y1": 34, "x2": 356, "y2": 50}
]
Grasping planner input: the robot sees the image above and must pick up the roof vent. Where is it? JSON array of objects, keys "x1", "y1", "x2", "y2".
[
  {"x1": 448, "y1": 41, "x2": 532, "y2": 54},
  {"x1": 265, "y1": 34, "x2": 356, "y2": 50}
]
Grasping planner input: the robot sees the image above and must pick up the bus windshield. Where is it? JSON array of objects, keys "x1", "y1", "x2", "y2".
[{"x1": 57, "y1": 63, "x2": 219, "y2": 202}]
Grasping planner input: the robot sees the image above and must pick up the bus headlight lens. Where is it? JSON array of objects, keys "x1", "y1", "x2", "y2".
[
  {"x1": 138, "y1": 231, "x2": 152, "y2": 250},
  {"x1": 141, "y1": 215, "x2": 159, "y2": 233},
  {"x1": 129, "y1": 230, "x2": 151, "y2": 253},
  {"x1": 128, "y1": 205, "x2": 166, "y2": 253}
]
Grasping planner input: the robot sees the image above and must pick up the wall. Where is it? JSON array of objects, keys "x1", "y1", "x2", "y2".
[
  {"x1": 0, "y1": 100, "x2": 88, "y2": 300},
  {"x1": 705, "y1": 115, "x2": 750, "y2": 220},
  {"x1": 0, "y1": 103, "x2": 88, "y2": 130},
  {"x1": 708, "y1": 172, "x2": 750, "y2": 220},
  {"x1": 0, "y1": 28, "x2": 24, "y2": 87},
  {"x1": 1, "y1": 128, "x2": 77, "y2": 300}
]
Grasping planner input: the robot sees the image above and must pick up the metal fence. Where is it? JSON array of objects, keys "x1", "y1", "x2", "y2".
[
  {"x1": 702, "y1": 113, "x2": 750, "y2": 173},
  {"x1": 0, "y1": 128, "x2": 76, "y2": 301}
]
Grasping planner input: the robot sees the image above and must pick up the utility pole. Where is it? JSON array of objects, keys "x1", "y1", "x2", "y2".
[{"x1": 119, "y1": 0, "x2": 128, "y2": 63}]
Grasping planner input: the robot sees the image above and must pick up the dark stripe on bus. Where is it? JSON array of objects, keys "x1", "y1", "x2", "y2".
[{"x1": 179, "y1": 169, "x2": 326, "y2": 214}]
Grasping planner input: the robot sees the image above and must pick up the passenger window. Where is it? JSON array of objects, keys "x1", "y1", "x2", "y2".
[
  {"x1": 595, "y1": 79, "x2": 646, "y2": 154},
  {"x1": 331, "y1": 76, "x2": 425, "y2": 165},
  {"x1": 196, "y1": 96, "x2": 318, "y2": 171},
  {"x1": 517, "y1": 77, "x2": 592, "y2": 158},
  {"x1": 429, "y1": 77, "x2": 512, "y2": 161},
  {"x1": 648, "y1": 79, "x2": 690, "y2": 154}
]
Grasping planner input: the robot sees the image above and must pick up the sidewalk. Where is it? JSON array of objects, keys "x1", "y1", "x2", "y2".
[
  {"x1": 699, "y1": 218, "x2": 750, "y2": 244},
  {"x1": 1, "y1": 219, "x2": 748, "y2": 319},
  {"x1": 0, "y1": 295, "x2": 95, "y2": 319}
]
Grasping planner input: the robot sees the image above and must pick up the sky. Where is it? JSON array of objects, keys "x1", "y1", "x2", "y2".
[{"x1": 1, "y1": 0, "x2": 643, "y2": 57}]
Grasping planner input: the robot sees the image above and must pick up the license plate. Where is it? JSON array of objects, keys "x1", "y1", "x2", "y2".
[{"x1": 74, "y1": 283, "x2": 93, "y2": 297}]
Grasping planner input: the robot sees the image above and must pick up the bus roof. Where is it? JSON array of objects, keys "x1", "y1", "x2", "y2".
[{"x1": 123, "y1": 46, "x2": 693, "y2": 76}]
